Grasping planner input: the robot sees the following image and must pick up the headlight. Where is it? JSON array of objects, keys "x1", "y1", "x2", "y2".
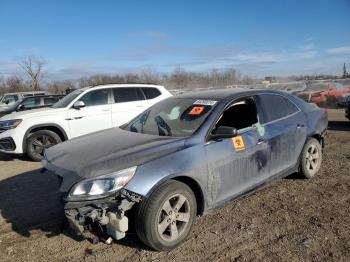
[
  {"x1": 0, "y1": 119, "x2": 22, "y2": 130},
  {"x1": 68, "y1": 166, "x2": 137, "y2": 200}
]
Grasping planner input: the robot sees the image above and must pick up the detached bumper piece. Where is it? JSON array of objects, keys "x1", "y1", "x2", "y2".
[
  {"x1": 64, "y1": 190, "x2": 142, "y2": 242},
  {"x1": 0, "y1": 137, "x2": 16, "y2": 151}
]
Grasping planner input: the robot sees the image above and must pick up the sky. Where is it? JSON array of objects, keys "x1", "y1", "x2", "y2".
[{"x1": 0, "y1": 0, "x2": 350, "y2": 80}]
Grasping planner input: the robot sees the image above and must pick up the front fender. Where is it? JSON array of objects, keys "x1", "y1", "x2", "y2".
[{"x1": 124, "y1": 143, "x2": 210, "y2": 212}]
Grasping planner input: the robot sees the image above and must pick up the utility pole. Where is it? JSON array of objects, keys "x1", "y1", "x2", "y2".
[{"x1": 343, "y1": 62, "x2": 348, "y2": 78}]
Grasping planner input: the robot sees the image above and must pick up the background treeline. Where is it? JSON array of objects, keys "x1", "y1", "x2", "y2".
[
  {"x1": 0, "y1": 67, "x2": 257, "y2": 95},
  {"x1": 0, "y1": 55, "x2": 343, "y2": 95}
]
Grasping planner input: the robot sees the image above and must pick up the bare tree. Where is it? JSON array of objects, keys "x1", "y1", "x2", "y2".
[{"x1": 18, "y1": 56, "x2": 46, "y2": 90}]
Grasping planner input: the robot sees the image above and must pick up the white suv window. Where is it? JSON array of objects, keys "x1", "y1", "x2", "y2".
[
  {"x1": 142, "y1": 87, "x2": 161, "y2": 99},
  {"x1": 113, "y1": 88, "x2": 145, "y2": 103},
  {"x1": 79, "y1": 89, "x2": 109, "y2": 107},
  {"x1": 21, "y1": 97, "x2": 41, "y2": 108}
]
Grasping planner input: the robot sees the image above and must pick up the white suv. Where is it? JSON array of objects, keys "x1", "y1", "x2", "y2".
[{"x1": 0, "y1": 84, "x2": 172, "y2": 161}]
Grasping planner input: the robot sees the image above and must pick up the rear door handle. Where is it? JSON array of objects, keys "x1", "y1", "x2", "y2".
[
  {"x1": 297, "y1": 124, "x2": 304, "y2": 128},
  {"x1": 102, "y1": 109, "x2": 110, "y2": 112},
  {"x1": 257, "y1": 139, "x2": 265, "y2": 145}
]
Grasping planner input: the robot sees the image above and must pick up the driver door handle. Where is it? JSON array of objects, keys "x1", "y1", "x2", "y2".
[{"x1": 297, "y1": 124, "x2": 304, "y2": 128}]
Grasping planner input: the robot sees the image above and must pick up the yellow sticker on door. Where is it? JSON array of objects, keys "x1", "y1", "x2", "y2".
[{"x1": 232, "y1": 136, "x2": 245, "y2": 151}]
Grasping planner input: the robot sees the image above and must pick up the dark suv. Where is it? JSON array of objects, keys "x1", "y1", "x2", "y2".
[{"x1": 0, "y1": 95, "x2": 64, "y2": 118}]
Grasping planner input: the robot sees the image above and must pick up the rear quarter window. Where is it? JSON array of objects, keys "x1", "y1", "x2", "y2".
[
  {"x1": 142, "y1": 87, "x2": 161, "y2": 99},
  {"x1": 258, "y1": 94, "x2": 299, "y2": 124}
]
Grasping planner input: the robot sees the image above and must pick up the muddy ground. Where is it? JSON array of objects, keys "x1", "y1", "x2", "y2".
[{"x1": 0, "y1": 109, "x2": 349, "y2": 262}]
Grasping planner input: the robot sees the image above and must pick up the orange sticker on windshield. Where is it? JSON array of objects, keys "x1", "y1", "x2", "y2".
[
  {"x1": 232, "y1": 136, "x2": 245, "y2": 151},
  {"x1": 188, "y1": 106, "x2": 205, "y2": 115}
]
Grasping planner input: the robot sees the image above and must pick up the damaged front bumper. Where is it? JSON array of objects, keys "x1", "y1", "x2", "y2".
[{"x1": 64, "y1": 188, "x2": 142, "y2": 241}]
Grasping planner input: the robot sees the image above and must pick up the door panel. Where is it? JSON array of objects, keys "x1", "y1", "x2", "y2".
[
  {"x1": 205, "y1": 127, "x2": 269, "y2": 205},
  {"x1": 68, "y1": 105, "x2": 112, "y2": 138},
  {"x1": 67, "y1": 89, "x2": 112, "y2": 138},
  {"x1": 256, "y1": 94, "x2": 307, "y2": 176},
  {"x1": 111, "y1": 87, "x2": 149, "y2": 127},
  {"x1": 265, "y1": 112, "x2": 307, "y2": 175}
]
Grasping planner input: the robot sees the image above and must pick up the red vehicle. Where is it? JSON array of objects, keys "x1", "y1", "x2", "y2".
[{"x1": 296, "y1": 82, "x2": 350, "y2": 107}]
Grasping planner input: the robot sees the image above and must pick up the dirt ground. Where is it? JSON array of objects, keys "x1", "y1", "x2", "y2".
[{"x1": 0, "y1": 109, "x2": 349, "y2": 262}]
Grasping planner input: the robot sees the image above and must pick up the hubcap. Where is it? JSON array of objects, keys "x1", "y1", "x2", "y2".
[
  {"x1": 157, "y1": 194, "x2": 191, "y2": 242},
  {"x1": 31, "y1": 135, "x2": 57, "y2": 158},
  {"x1": 305, "y1": 144, "x2": 320, "y2": 175}
]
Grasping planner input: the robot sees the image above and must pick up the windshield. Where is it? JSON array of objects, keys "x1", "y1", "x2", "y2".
[
  {"x1": 124, "y1": 98, "x2": 217, "y2": 137},
  {"x1": 0, "y1": 94, "x2": 19, "y2": 106},
  {"x1": 52, "y1": 90, "x2": 83, "y2": 108}
]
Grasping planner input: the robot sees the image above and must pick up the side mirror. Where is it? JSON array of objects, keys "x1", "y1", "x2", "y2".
[
  {"x1": 73, "y1": 101, "x2": 85, "y2": 109},
  {"x1": 17, "y1": 104, "x2": 25, "y2": 111},
  {"x1": 5, "y1": 100, "x2": 9, "y2": 105},
  {"x1": 210, "y1": 126, "x2": 238, "y2": 140}
]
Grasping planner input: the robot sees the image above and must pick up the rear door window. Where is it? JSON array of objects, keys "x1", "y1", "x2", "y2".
[
  {"x1": 142, "y1": 87, "x2": 161, "y2": 99},
  {"x1": 258, "y1": 94, "x2": 299, "y2": 124},
  {"x1": 44, "y1": 97, "x2": 60, "y2": 105},
  {"x1": 113, "y1": 88, "x2": 145, "y2": 103}
]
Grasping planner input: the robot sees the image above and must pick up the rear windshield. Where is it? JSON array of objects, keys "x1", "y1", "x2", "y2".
[{"x1": 124, "y1": 98, "x2": 217, "y2": 137}]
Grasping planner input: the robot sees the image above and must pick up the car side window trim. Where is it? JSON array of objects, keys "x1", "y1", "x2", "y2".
[
  {"x1": 257, "y1": 93, "x2": 302, "y2": 126},
  {"x1": 205, "y1": 95, "x2": 262, "y2": 141}
]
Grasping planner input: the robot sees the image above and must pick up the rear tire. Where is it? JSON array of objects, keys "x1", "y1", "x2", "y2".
[
  {"x1": 300, "y1": 138, "x2": 322, "y2": 179},
  {"x1": 135, "y1": 180, "x2": 197, "y2": 251},
  {"x1": 26, "y1": 130, "x2": 62, "y2": 161}
]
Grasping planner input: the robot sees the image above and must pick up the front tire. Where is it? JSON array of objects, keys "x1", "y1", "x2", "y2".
[
  {"x1": 135, "y1": 180, "x2": 197, "y2": 251},
  {"x1": 300, "y1": 138, "x2": 322, "y2": 179},
  {"x1": 26, "y1": 130, "x2": 62, "y2": 161}
]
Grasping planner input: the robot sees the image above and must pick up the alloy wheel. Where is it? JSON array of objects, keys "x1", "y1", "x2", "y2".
[
  {"x1": 305, "y1": 144, "x2": 320, "y2": 176},
  {"x1": 30, "y1": 134, "x2": 57, "y2": 158},
  {"x1": 157, "y1": 194, "x2": 191, "y2": 242}
]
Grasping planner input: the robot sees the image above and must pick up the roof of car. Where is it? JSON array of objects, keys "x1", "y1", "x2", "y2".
[
  {"x1": 21, "y1": 94, "x2": 63, "y2": 99},
  {"x1": 176, "y1": 88, "x2": 277, "y2": 100},
  {"x1": 87, "y1": 83, "x2": 165, "y2": 90},
  {"x1": 3, "y1": 91, "x2": 47, "y2": 95}
]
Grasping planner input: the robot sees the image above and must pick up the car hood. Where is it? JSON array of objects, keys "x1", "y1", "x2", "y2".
[
  {"x1": 44, "y1": 127, "x2": 186, "y2": 192},
  {"x1": 0, "y1": 107, "x2": 65, "y2": 120}
]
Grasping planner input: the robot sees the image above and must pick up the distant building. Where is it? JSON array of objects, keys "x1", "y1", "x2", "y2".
[{"x1": 261, "y1": 76, "x2": 276, "y2": 84}]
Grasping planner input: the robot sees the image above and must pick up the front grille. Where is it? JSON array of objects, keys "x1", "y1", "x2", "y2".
[{"x1": 0, "y1": 137, "x2": 16, "y2": 151}]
